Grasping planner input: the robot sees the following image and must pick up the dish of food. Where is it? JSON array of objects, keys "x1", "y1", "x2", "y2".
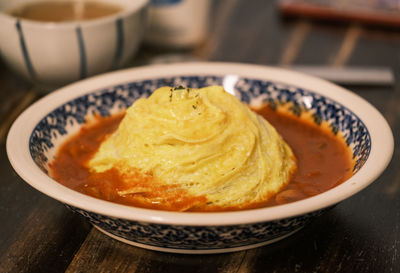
[
  {"x1": 6, "y1": 62, "x2": 393, "y2": 253},
  {"x1": 50, "y1": 85, "x2": 352, "y2": 212},
  {"x1": 0, "y1": 0, "x2": 147, "y2": 88}
]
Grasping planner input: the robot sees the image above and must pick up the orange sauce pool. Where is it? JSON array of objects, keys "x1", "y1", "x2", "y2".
[{"x1": 49, "y1": 105, "x2": 354, "y2": 211}]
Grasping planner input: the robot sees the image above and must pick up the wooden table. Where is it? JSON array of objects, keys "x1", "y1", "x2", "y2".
[{"x1": 1, "y1": 1, "x2": 399, "y2": 272}]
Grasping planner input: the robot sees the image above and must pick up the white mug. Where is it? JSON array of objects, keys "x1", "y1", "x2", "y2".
[{"x1": 145, "y1": 0, "x2": 211, "y2": 48}]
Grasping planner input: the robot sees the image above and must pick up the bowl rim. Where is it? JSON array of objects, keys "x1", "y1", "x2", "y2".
[
  {"x1": 6, "y1": 62, "x2": 394, "y2": 226},
  {"x1": 0, "y1": 0, "x2": 148, "y2": 28}
]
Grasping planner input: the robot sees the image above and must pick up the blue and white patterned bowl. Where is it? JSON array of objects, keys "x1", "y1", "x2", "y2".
[{"x1": 7, "y1": 62, "x2": 393, "y2": 254}]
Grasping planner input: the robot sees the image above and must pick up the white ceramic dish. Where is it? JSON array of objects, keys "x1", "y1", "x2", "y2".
[
  {"x1": 0, "y1": 0, "x2": 148, "y2": 89},
  {"x1": 7, "y1": 62, "x2": 394, "y2": 254}
]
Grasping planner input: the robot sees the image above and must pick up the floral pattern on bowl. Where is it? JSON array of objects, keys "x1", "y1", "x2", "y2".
[
  {"x1": 27, "y1": 74, "x2": 370, "y2": 253},
  {"x1": 8, "y1": 63, "x2": 392, "y2": 254}
]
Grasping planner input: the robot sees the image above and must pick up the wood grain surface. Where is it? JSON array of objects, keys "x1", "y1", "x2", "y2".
[{"x1": 1, "y1": 1, "x2": 399, "y2": 272}]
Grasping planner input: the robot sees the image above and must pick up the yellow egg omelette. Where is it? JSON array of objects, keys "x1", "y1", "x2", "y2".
[{"x1": 89, "y1": 86, "x2": 297, "y2": 209}]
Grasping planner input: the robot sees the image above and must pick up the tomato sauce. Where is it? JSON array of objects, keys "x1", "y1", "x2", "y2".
[
  {"x1": 49, "y1": 105, "x2": 354, "y2": 211},
  {"x1": 255, "y1": 106, "x2": 353, "y2": 207}
]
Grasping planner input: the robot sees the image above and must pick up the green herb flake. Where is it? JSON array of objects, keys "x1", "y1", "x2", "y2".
[{"x1": 174, "y1": 86, "x2": 185, "y2": 90}]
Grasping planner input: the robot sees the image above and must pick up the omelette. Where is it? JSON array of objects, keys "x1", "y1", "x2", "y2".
[{"x1": 89, "y1": 86, "x2": 297, "y2": 209}]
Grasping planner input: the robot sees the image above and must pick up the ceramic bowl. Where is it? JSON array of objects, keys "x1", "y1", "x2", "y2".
[
  {"x1": 0, "y1": 0, "x2": 148, "y2": 90},
  {"x1": 7, "y1": 62, "x2": 393, "y2": 254}
]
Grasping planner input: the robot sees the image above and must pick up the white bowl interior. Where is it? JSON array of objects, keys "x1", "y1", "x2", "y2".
[{"x1": 0, "y1": 0, "x2": 147, "y2": 16}]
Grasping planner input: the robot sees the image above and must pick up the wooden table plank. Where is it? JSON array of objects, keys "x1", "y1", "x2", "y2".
[
  {"x1": 0, "y1": 62, "x2": 33, "y2": 133},
  {"x1": 66, "y1": 228, "x2": 249, "y2": 273},
  {"x1": 0, "y1": 89, "x2": 37, "y2": 143},
  {"x1": 0, "y1": 145, "x2": 91, "y2": 273},
  {"x1": 208, "y1": 1, "x2": 293, "y2": 65}
]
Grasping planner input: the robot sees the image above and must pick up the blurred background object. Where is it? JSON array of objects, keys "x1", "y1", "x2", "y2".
[
  {"x1": 144, "y1": 0, "x2": 211, "y2": 48},
  {"x1": 278, "y1": 0, "x2": 400, "y2": 28}
]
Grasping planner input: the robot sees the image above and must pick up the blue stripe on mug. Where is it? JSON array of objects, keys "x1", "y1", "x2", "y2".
[
  {"x1": 76, "y1": 26, "x2": 87, "y2": 79},
  {"x1": 112, "y1": 18, "x2": 124, "y2": 70},
  {"x1": 150, "y1": 0, "x2": 182, "y2": 6},
  {"x1": 15, "y1": 20, "x2": 37, "y2": 81}
]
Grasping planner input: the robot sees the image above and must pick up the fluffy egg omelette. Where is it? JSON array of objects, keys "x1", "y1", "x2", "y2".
[{"x1": 89, "y1": 86, "x2": 297, "y2": 210}]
